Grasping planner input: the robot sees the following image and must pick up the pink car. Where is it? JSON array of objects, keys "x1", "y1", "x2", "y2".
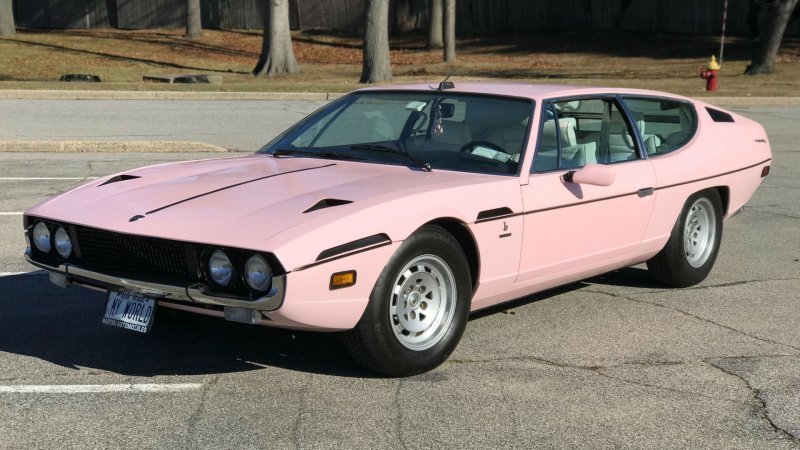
[{"x1": 23, "y1": 83, "x2": 772, "y2": 376}]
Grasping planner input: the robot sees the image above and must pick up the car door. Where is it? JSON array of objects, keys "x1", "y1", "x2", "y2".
[{"x1": 516, "y1": 96, "x2": 657, "y2": 284}]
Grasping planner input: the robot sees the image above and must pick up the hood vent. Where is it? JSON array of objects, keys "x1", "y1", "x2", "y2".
[
  {"x1": 303, "y1": 198, "x2": 353, "y2": 214},
  {"x1": 99, "y1": 174, "x2": 141, "y2": 186}
]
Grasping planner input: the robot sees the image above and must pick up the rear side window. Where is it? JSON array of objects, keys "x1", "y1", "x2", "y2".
[
  {"x1": 532, "y1": 98, "x2": 640, "y2": 173},
  {"x1": 621, "y1": 97, "x2": 696, "y2": 156}
]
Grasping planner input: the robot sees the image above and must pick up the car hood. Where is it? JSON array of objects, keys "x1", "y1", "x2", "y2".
[{"x1": 26, "y1": 155, "x2": 503, "y2": 253}]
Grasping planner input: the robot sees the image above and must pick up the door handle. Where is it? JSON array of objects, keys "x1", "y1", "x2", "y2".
[{"x1": 637, "y1": 187, "x2": 654, "y2": 197}]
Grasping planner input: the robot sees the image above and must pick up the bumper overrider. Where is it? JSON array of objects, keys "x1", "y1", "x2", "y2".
[{"x1": 23, "y1": 215, "x2": 286, "y2": 312}]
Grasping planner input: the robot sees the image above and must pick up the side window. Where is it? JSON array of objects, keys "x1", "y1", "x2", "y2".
[
  {"x1": 622, "y1": 97, "x2": 696, "y2": 156},
  {"x1": 532, "y1": 98, "x2": 639, "y2": 173}
]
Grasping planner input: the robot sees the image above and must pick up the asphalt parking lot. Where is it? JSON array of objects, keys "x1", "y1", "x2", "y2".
[{"x1": 0, "y1": 101, "x2": 798, "y2": 448}]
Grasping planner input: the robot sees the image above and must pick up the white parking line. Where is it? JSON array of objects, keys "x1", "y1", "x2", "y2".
[
  {"x1": 0, "y1": 383, "x2": 203, "y2": 394},
  {"x1": 0, "y1": 212, "x2": 23, "y2": 216},
  {"x1": 0, "y1": 177, "x2": 99, "y2": 181},
  {"x1": 0, "y1": 270, "x2": 45, "y2": 277}
]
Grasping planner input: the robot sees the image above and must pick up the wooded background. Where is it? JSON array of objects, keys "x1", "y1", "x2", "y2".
[{"x1": 11, "y1": 0, "x2": 800, "y2": 36}]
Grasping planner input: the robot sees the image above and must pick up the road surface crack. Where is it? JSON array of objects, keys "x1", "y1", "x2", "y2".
[
  {"x1": 187, "y1": 376, "x2": 219, "y2": 445},
  {"x1": 708, "y1": 361, "x2": 800, "y2": 443},
  {"x1": 589, "y1": 367, "x2": 741, "y2": 404},
  {"x1": 641, "y1": 276, "x2": 798, "y2": 294},
  {"x1": 583, "y1": 288, "x2": 800, "y2": 353},
  {"x1": 291, "y1": 375, "x2": 311, "y2": 449},
  {"x1": 743, "y1": 207, "x2": 800, "y2": 220},
  {"x1": 393, "y1": 379, "x2": 408, "y2": 450}
]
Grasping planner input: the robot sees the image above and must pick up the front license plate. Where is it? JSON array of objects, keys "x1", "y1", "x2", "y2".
[{"x1": 102, "y1": 291, "x2": 156, "y2": 333}]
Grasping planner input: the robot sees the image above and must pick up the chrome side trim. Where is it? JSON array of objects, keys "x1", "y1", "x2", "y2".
[
  {"x1": 23, "y1": 254, "x2": 285, "y2": 312},
  {"x1": 187, "y1": 277, "x2": 284, "y2": 311},
  {"x1": 68, "y1": 265, "x2": 186, "y2": 298},
  {"x1": 25, "y1": 254, "x2": 67, "y2": 274}
]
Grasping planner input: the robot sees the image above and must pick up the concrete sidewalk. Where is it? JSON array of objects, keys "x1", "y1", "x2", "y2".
[
  {"x1": 1, "y1": 89, "x2": 800, "y2": 106},
  {"x1": 0, "y1": 140, "x2": 228, "y2": 153},
  {"x1": 0, "y1": 90, "x2": 343, "y2": 101}
]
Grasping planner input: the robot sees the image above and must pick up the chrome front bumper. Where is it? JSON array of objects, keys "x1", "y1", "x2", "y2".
[{"x1": 24, "y1": 253, "x2": 285, "y2": 312}]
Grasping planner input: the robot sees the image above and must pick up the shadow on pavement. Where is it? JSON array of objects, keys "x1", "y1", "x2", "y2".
[
  {"x1": 0, "y1": 273, "x2": 373, "y2": 379},
  {"x1": 1, "y1": 267, "x2": 663, "y2": 377},
  {"x1": 586, "y1": 266, "x2": 665, "y2": 289}
]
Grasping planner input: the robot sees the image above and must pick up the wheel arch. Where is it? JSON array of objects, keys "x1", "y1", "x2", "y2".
[
  {"x1": 711, "y1": 185, "x2": 730, "y2": 216},
  {"x1": 424, "y1": 217, "x2": 480, "y2": 294}
]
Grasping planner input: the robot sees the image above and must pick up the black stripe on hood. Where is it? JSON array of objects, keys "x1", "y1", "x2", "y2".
[{"x1": 145, "y1": 163, "x2": 336, "y2": 216}]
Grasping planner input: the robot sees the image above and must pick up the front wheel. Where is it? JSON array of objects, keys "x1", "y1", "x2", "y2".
[
  {"x1": 343, "y1": 225, "x2": 471, "y2": 377},
  {"x1": 647, "y1": 189, "x2": 724, "y2": 287}
]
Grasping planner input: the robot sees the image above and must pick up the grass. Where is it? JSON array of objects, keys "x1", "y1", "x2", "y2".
[{"x1": 1, "y1": 28, "x2": 799, "y2": 96}]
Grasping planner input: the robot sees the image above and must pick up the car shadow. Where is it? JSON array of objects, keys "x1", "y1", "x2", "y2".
[
  {"x1": 1, "y1": 267, "x2": 664, "y2": 378},
  {"x1": 0, "y1": 273, "x2": 376, "y2": 379},
  {"x1": 470, "y1": 266, "x2": 664, "y2": 320},
  {"x1": 586, "y1": 266, "x2": 665, "y2": 289}
]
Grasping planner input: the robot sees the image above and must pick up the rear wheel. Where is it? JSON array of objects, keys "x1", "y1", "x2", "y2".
[
  {"x1": 343, "y1": 225, "x2": 471, "y2": 377},
  {"x1": 647, "y1": 189, "x2": 723, "y2": 287}
]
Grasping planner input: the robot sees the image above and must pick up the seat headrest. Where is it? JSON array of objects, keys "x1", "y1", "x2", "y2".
[{"x1": 541, "y1": 117, "x2": 576, "y2": 147}]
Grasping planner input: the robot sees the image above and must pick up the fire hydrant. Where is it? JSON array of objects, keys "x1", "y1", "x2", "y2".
[{"x1": 700, "y1": 55, "x2": 721, "y2": 92}]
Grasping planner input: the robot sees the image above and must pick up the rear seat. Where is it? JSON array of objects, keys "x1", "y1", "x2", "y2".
[{"x1": 539, "y1": 118, "x2": 598, "y2": 168}]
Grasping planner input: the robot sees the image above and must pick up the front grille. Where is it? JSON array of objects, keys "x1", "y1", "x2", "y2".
[{"x1": 74, "y1": 225, "x2": 190, "y2": 282}]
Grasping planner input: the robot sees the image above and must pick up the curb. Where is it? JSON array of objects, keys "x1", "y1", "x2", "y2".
[
  {"x1": 0, "y1": 90, "x2": 345, "y2": 101},
  {"x1": 0, "y1": 90, "x2": 798, "y2": 106},
  {"x1": 0, "y1": 141, "x2": 228, "y2": 153},
  {"x1": 698, "y1": 97, "x2": 800, "y2": 107}
]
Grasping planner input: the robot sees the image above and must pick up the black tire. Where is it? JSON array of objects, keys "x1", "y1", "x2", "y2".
[
  {"x1": 647, "y1": 189, "x2": 723, "y2": 287},
  {"x1": 343, "y1": 225, "x2": 471, "y2": 377}
]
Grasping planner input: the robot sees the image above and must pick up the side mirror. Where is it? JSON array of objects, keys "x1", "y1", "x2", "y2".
[{"x1": 562, "y1": 164, "x2": 616, "y2": 186}]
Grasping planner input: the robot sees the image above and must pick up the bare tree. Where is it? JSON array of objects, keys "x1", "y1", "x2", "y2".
[
  {"x1": 427, "y1": 0, "x2": 443, "y2": 50},
  {"x1": 253, "y1": 0, "x2": 300, "y2": 77},
  {"x1": 745, "y1": 0, "x2": 799, "y2": 74},
  {"x1": 186, "y1": 0, "x2": 202, "y2": 38},
  {"x1": 443, "y1": 0, "x2": 456, "y2": 62},
  {"x1": 360, "y1": 0, "x2": 392, "y2": 83},
  {"x1": 0, "y1": 0, "x2": 15, "y2": 37}
]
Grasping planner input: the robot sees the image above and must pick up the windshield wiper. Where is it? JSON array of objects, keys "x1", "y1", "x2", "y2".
[
  {"x1": 350, "y1": 144, "x2": 432, "y2": 172},
  {"x1": 273, "y1": 148, "x2": 364, "y2": 161}
]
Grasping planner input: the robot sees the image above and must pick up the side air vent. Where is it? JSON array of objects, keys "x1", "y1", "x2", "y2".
[
  {"x1": 476, "y1": 207, "x2": 514, "y2": 221},
  {"x1": 303, "y1": 198, "x2": 353, "y2": 214},
  {"x1": 98, "y1": 174, "x2": 141, "y2": 186},
  {"x1": 706, "y1": 107, "x2": 734, "y2": 123}
]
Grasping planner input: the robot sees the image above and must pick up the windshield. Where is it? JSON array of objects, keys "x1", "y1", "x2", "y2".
[{"x1": 260, "y1": 91, "x2": 534, "y2": 176}]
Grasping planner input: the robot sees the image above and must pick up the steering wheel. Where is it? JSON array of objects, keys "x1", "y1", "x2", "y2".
[{"x1": 459, "y1": 140, "x2": 510, "y2": 155}]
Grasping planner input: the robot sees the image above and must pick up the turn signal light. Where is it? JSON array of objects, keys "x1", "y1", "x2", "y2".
[
  {"x1": 330, "y1": 270, "x2": 356, "y2": 290},
  {"x1": 761, "y1": 166, "x2": 770, "y2": 177}
]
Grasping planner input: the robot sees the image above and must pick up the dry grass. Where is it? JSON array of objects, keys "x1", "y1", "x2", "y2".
[{"x1": 1, "y1": 28, "x2": 799, "y2": 96}]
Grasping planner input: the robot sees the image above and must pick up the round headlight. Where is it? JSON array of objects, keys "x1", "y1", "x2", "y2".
[
  {"x1": 208, "y1": 250, "x2": 233, "y2": 286},
  {"x1": 244, "y1": 255, "x2": 272, "y2": 292},
  {"x1": 54, "y1": 227, "x2": 72, "y2": 258},
  {"x1": 32, "y1": 222, "x2": 51, "y2": 253}
]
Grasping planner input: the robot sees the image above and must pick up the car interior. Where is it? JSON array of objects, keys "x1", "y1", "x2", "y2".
[{"x1": 533, "y1": 97, "x2": 697, "y2": 173}]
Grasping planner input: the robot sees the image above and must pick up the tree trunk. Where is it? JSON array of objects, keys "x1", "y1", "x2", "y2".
[
  {"x1": 185, "y1": 0, "x2": 202, "y2": 38},
  {"x1": 0, "y1": 0, "x2": 15, "y2": 37},
  {"x1": 443, "y1": 0, "x2": 456, "y2": 62},
  {"x1": 253, "y1": 0, "x2": 300, "y2": 77},
  {"x1": 745, "y1": 0, "x2": 800, "y2": 74},
  {"x1": 427, "y1": 0, "x2": 443, "y2": 50},
  {"x1": 360, "y1": 0, "x2": 392, "y2": 83}
]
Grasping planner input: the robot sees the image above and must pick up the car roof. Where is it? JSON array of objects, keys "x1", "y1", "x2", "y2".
[{"x1": 356, "y1": 82, "x2": 691, "y2": 103}]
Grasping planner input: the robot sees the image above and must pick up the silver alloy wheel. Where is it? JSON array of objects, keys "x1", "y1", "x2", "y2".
[
  {"x1": 389, "y1": 254, "x2": 457, "y2": 351},
  {"x1": 683, "y1": 197, "x2": 717, "y2": 268}
]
